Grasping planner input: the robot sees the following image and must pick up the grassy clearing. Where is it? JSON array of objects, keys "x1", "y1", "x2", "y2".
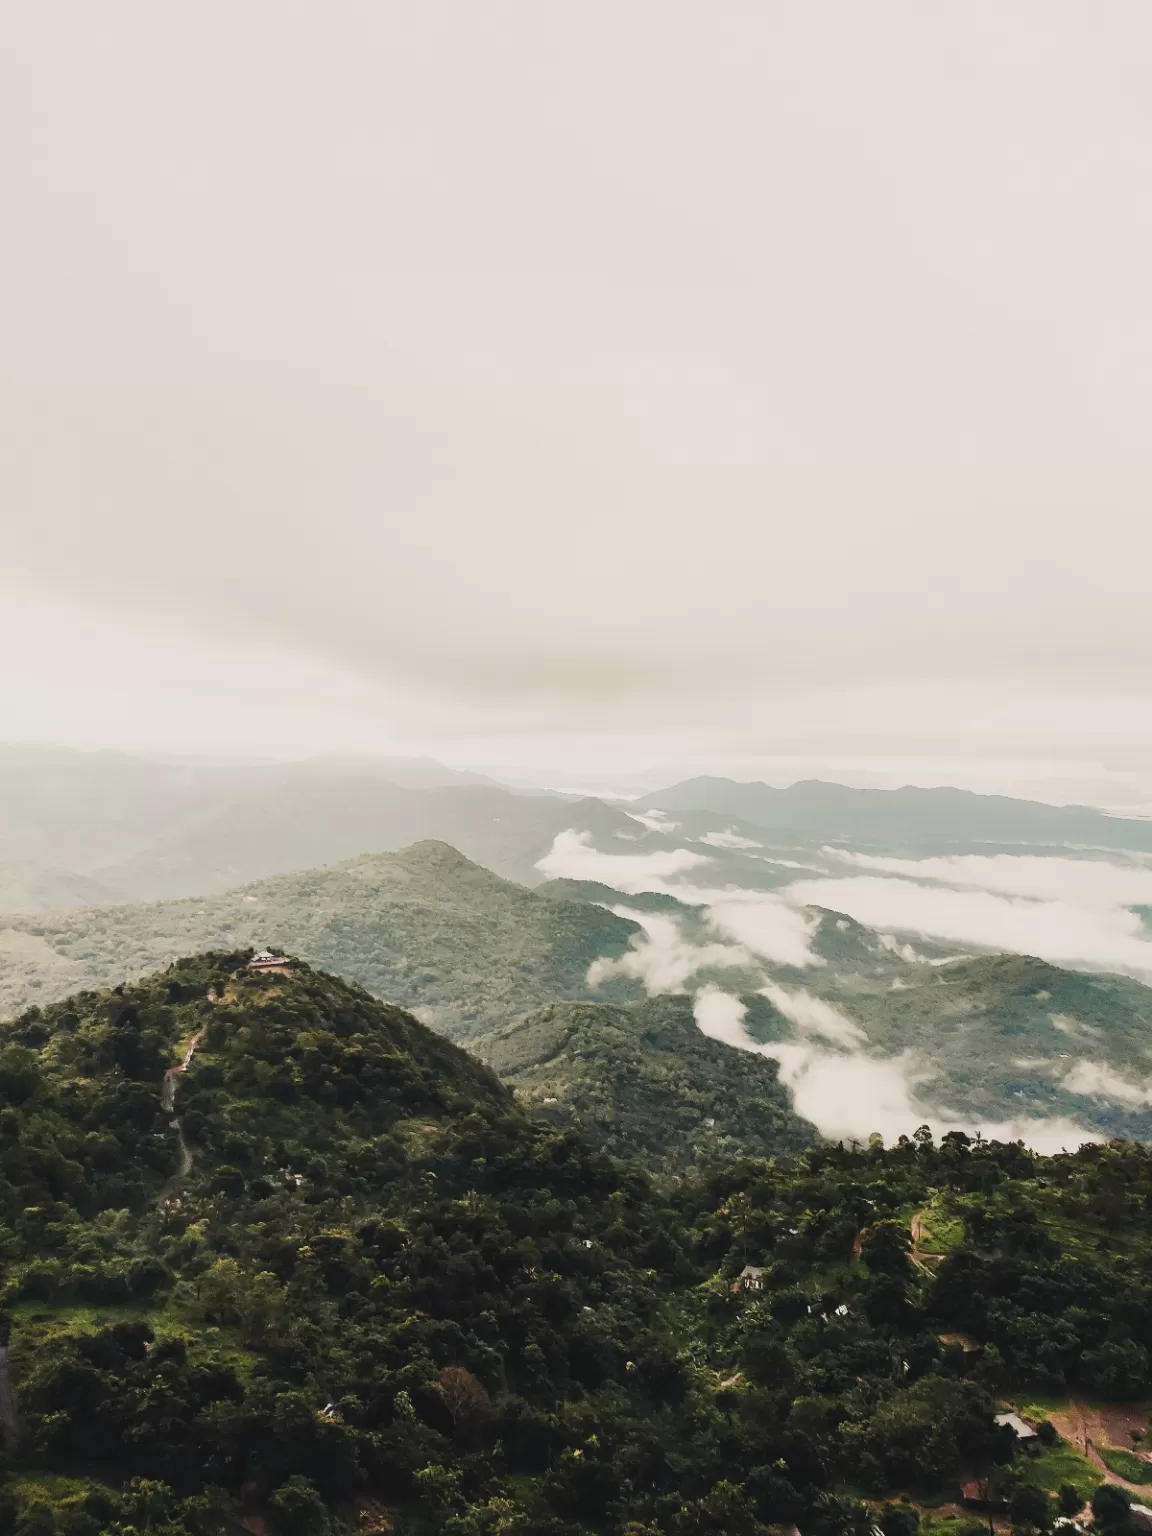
[
  {"x1": 1099, "y1": 1448, "x2": 1152, "y2": 1484},
  {"x1": 1018, "y1": 1442, "x2": 1101, "y2": 1499},
  {"x1": 916, "y1": 1195, "x2": 965, "y2": 1257},
  {"x1": 921, "y1": 1516, "x2": 987, "y2": 1536}
]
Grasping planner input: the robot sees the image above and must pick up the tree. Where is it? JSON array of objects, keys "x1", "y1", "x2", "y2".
[
  {"x1": 1008, "y1": 1485, "x2": 1053, "y2": 1533},
  {"x1": 880, "y1": 1504, "x2": 920, "y2": 1536},
  {"x1": 1091, "y1": 1484, "x2": 1132, "y2": 1532},
  {"x1": 268, "y1": 1476, "x2": 331, "y2": 1536},
  {"x1": 431, "y1": 1365, "x2": 491, "y2": 1441},
  {"x1": 1057, "y1": 1484, "x2": 1083, "y2": 1518}
]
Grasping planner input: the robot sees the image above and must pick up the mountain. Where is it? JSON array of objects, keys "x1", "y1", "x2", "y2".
[
  {"x1": 0, "y1": 862, "x2": 128, "y2": 913},
  {"x1": 3, "y1": 952, "x2": 1152, "y2": 1533},
  {"x1": 477, "y1": 996, "x2": 815, "y2": 1173},
  {"x1": 0, "y1": 745, "x2": 585, "y2": 910},
  {"x1": 94, "y1": 780, "x2": 637, "y2": 900},
  {"x1": 0, "y1": 841, "x2": 643, "y2": 1033},
  {"x1": 647, "y1": 776, "x2": 1152, "y2": 854}
]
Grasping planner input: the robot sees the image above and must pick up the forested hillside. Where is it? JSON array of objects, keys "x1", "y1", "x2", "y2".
[
  {"x1": 479, "y1": 997, "x2": 814, "y2": 1172},
  {"x1": 0, "y1": 953, "x2": 1150, "y2": 1533},
  {"x1": 0, "y1": 842, "x2": 643, "y2": 1031}
]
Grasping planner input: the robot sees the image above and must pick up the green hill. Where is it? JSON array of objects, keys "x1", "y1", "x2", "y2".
[
  {"x1": 477, "y1": 997, "x2": 815, "y2": 1173},
  {"x1": 3, "y1": 954, "x2": 1152, "y2": 1533},
  {"x1": 0, "y1": 841, "x2": 643, "y2": 1034}
]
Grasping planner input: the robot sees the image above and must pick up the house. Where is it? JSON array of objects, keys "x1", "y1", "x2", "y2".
[
  {"x1": 248, "y1": 949, "x2": 292, "y2": 974},
  {"x1": 738, "y1": 1265, "x2": 766, "y2": 1290},
  {"x1": 995, "y1": 1411, "x2": 1039, "y2": 1447},
  {"x1": 1129, "y1": 1507, "x2": 1152, "y2": 1536}
]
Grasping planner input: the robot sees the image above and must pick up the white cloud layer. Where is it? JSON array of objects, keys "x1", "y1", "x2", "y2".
[
  {"x1": 758, "y1": 982, "x2": 866, "y2": 1047},
  {"x1": 697, "y1": 829, "x2": 762, "y2": 850},
  {"x1": 691, "y1": 989, "x2": 1099, "y2": 1153},
  {"x1": 587, "y1": 909, "x2": 751, "y2": 994},
  {"x1": 823, "y1": 848, "x2": 1152, "y2": 909},
  {"x1": 535, "y1": 829, "x2": 710, "y2": 889},
  {"x1": 1060, "y1": 1059, "x2": 1152, "y2": 1108},
  {"x1": 786, "y1": 874, "x2": 1152, "y2": 983}
]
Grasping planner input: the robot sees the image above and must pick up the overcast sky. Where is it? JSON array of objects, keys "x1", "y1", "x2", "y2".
[{"x1": 3, "y1": 4, "x2": 1151, "y2": 791}]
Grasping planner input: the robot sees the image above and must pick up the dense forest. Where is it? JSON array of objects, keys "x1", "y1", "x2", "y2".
[{"x1": 0, "y1": 954, "x2": 1149, "y2": 1534}]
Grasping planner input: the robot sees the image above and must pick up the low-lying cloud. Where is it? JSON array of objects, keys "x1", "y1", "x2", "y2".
[
  {"x1": 697, "y1": 828, "x2": 762, "y2": 850},
  {"x1": 537, "y1": 830, "x2": 822, "y2": 967},
  {"x1": 758, "y1": 981, "x2": 866, "y2": 1047},
  {"x1": 786, "y1": 873, "x2": 1152, "y2": 983},
  {"x1": 1060, "y1": 1058, "x2": 1152, "y2": 1108},
  {"x1": 625, "y1": 809, "x2": 680, "y2": 833},
  {"x1": 536, "y1": 828, "x2": 709, "y2": 888},
  {"x1": 702, "y1": 896, "x2": 822, "y2": 969},
  {"x1": 823, "y1": 848, "x2": 1152, "y2": 908},
  {"x1": 588, "y1": 908, "x2": 752, "y2": 994},
  {"x1": 692, "y1": 988, "x2": 1099, "y2": 1153}
]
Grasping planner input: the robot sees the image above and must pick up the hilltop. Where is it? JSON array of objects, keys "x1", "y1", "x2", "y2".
[{"x1": 0, "y1": 840, "x2": 643, "y2": 1034}]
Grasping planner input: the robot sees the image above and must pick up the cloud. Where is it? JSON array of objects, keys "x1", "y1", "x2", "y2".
[
  {"x1": 588, "y1": 909, "x2": 752, "y2": 994},
  {"x1": 785, "y1": 873, "x2": 1152, "y2": 982},
  {"x1": 535, "y1": 829, "x2": 710, "y2": 888},
  {"x1": 758, "y1": 982, "x2": 866, "y2": 1047},
  {"x1": 690, "y1": 989, "x2": 1100, "y2": 1152},
  {"x1": 1060, "y1": 1059, "x2": 1152, "y2": 1108},
  {"x1": 626, "y1": 809, "x2": 680, "y2": 833},
  {"x1": 697, "y1": 829, "x2": 762, "y2": 850},
  {"x1": 822, "y1": 848, "x2": 1152, "y2": 908},
  {"x1": 536, "y1": 829, "x2": 822, "y2": 967},
  {"x1": 702, "y1": 896, "x2": 822, "y2": 969}
]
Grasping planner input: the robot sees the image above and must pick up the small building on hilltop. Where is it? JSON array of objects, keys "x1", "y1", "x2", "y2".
[
  {"x1": 738, "y1": 1265, "x2": 765, "y2": 1291},
  {"x1": 248, "y1": 949, "x2": 292, "y2": 974}
]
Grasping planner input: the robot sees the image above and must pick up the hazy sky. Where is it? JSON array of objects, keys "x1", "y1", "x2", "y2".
[{"x1": 4, "y1": 4, "x2": 1152, "y2": 786}]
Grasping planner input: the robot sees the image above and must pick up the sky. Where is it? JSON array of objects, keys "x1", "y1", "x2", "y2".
[{"x1": 4, "y1": 4, "x2": 1152, "y2": 795}]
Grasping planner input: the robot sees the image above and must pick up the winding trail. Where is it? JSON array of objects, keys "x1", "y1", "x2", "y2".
[{"x1": 162, "y1": 1031, "x2": 204, "y2": 1187}]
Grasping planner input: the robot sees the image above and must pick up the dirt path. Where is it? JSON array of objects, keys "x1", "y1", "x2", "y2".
[
  {"x1": 160, "y1": 1031, "x2": 204, "y2": 1191},
  {"x1": 909, "y1": 1210, "x2": 940, "y2": 1275},
  {"x1": 1048, "y1": 1400, "x2": 1152, "y2": 1494}
]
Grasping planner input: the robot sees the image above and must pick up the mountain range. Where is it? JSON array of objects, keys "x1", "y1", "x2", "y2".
[
  {"x1": 5, "y1": 832, "x2": 1152, "y2": 1151},
  {"x1": 10, "y1": 747, "x2": 1152, "y2": 916}
]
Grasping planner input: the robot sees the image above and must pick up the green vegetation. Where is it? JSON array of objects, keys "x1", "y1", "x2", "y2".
[
  {"x1": 1098, "y1": 1447, "x2": 1152, "y2": 1483},
  {"x1": 0, "y1": 953, "x2": 1149, "y2": 1532},
  {"x1": 0, "y1": 841, "x2": 643, "y2": 1034},
  {"x1": 1017, "y1": 1441, "x2": 1100, "y2": 1499},
  {"x1": 478, "y1": 997, "x2": 814, "y2": 1173}
]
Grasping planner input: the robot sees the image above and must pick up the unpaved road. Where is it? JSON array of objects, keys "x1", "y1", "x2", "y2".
[
  {"x1": 1049, "y1": 1400, "x2": 1152, "y2": 1493},
  {"x1": 160, "y1": 1030, "x2": 204, "y2": 1190}
]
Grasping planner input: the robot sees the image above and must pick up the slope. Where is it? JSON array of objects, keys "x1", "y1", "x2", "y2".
[
  {"x1": 0, "y1": 954, "x2": 694, "y2": 1530},
  {"x1": 0, "y1": 841, "x2": 642, "y2": 1033},
  {"x1": 478, "y1": 996, "x2": 815, "y2": 1173}
]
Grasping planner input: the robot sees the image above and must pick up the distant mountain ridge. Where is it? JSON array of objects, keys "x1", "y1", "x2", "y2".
[
  {"x1": 0, "y1": 743, "x2": 633, "y2": 909},
  {"x1": 647, "y1": 775, "x2": 1152, "y2": 853}
]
